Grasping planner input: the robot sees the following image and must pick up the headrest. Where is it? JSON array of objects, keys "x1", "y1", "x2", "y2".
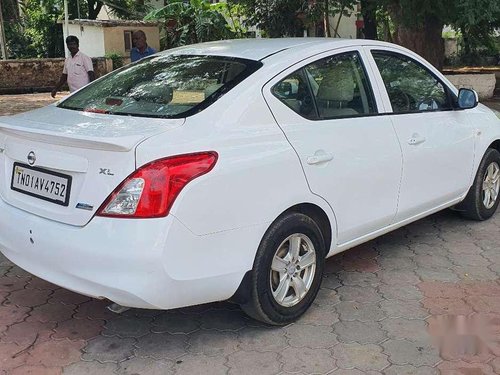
[{"x1": 316, "y1": 64, "x2": 355, "y2": 102}]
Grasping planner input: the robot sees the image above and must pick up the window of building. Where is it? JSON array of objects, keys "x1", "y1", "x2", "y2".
[{"x1": 124, "y1": 30, "x2": 133, "y2": 52}]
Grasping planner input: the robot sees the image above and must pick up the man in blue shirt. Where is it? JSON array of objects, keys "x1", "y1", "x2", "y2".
[{"x1": 130, "y1": 30, "x2": 156, "y2": 62}]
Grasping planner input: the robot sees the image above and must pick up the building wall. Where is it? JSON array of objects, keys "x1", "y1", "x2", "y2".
[
  {"x1": 0, "y1": 58, "x2": 112, "y2": 94},
  {"x1": 306, "y1": 12, "x2": 357, "y2": 39},
  {"x1": 330, "y1": 12, "x2": 357, "y2": 39},
  {"x1": 445, "y1": 73, "x2": 497, "y2": 99},
  {"x1": 103, "y1": 26, "x2": 160, "y2": 57},
  {"x1": 444, "y1": 38, "x2": 459, "y2": 58},
  {"x1": 64, "y1": 24, "x2": 106, "y2": 58}
]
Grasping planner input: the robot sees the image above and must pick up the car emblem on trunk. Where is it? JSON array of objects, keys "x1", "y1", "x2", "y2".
[{"x1": 27, "y1": 151, "x2": 36, "y2": 165}]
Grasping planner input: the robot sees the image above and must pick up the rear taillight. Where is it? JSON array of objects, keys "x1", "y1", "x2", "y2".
[{"x1": 96, "y1": 152, "x2": 218, "y2": 218}]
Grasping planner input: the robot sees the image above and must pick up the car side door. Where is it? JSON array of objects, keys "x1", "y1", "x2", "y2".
[
  {"x1": 364, "y1": 47, "x2": 475, "y2": 222},
  {"x1": 263, "y1": 48, "x2": 403, "y2": 246}
]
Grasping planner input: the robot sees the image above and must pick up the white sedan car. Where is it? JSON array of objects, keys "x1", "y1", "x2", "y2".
[{"x1": 1, "y1": 39, "x2": 499, "y2": 325}]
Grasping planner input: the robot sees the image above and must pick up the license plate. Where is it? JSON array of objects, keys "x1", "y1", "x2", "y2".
[{"x1": 11, "y1": 163, "x2": 72, "y2": 206}]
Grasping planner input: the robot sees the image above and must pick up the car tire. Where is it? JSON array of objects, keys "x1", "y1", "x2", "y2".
[
  {"x1": 459, "y1": 148, "x2": 500, "y2": 221},
  {"x1": 240, "y1": 212, "x2": 325, "y2": 325}
]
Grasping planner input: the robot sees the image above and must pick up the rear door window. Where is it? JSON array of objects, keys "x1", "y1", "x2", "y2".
[
  {"x1": 271, "y1": 70, "x2": 318, "y2": 120},
  {"x1": 272, "y1": 51, "x2": 377, "y2": 120}
]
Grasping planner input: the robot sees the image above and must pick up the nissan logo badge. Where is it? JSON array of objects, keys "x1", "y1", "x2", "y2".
[{"x1": 27, "y1": 151, "x2": 36, "y2": 166}]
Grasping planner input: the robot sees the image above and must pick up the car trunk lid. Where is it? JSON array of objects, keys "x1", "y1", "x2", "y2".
[{"x1": 0, "y1": 106, "x2": 184, "y2": 226}]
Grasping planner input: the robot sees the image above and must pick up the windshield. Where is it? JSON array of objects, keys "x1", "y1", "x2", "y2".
[{"x1": 58, "y1": 55, "x2": 262, "y2": 119}]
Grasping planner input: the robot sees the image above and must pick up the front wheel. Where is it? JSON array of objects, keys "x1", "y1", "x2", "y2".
[
  {"x1": 459, "y1": 148, "x2": 500, "y2": 221},
  {"x1": 240, "y1": 212, "x2": 325, "y2": 325}
]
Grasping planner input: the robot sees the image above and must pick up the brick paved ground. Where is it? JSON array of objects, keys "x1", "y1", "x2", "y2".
[
  {"x1": 1, "y1": 94, "x2": 500, "y2": 374},
  {"x1": 0, "y1": 93, "x2": 67, "y2": 116},
  {"x1": 484, "y1": 98, "x2": 500, "y2": 113}
]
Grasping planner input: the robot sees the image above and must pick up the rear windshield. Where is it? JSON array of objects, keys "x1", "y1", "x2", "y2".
[{"x1": 58, "y1": 55, "x2": 262, "y2": 118}]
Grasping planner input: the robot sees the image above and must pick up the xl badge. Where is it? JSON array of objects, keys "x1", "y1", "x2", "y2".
[{"x1": 99, "y1": 168, "x2": 114, "y2": 176}]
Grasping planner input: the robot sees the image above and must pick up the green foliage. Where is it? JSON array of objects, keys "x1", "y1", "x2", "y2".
[
  {"x1": 68, "y1": 0, "x2": 152, "y2": 20},
  {"x1": 228, "y1": 0, "x2": 357, "y2": 38},
  {"x1": 145, "y1": 0, "x2": 235, "y2": 49},
  {"x1": 384, "y1": 0, "x2": 500, "y2": 47},
  {"x1": 306, "y1": 0, "x2": 358, "y2": 24},
  {"x1": 4, "y1": 22, "x2": 39, "y2": 59},
  {"x1": 366, "y1": 0, "x2": 500, "y2": 68},
  {"x1": 231, "y1": 0, "x2": 305, "y2": 38},
  {"x1": 307, "y1": 0, "x2": 359, "y2": 37},
  {"x1": 375, "y1": 6, "x2": 394, "y2": 42},
  {"x1": 229, "y1": 0, "x2": 498, "y2": 68},
  {"x1": 442, "y1": 30, "x2": 458, "y2": 39},
  {"x1": 105, "y1": 51, "x2": 124, "y2": 70},
  {"x1": 24, "y1": 0, "x2": 64, "y2": 57},
  {"x1": 451, "y1": 0, "x2": 500, "y2": 62},
  {"x1": 212, "y1": 2, "x2": 248, "y2": 38},
  {"x1": 2, "y1": 0, "x2": 148, "y2": 58},
  {"x1": 3, "y1": 0, "x2": 64, "y2": 58},
  {"x1": 103, "y1": 0, "x2": 152, "y2": 20},
  {"x1": 381, "y1": 0, "x2": 450, "y2": 29}
]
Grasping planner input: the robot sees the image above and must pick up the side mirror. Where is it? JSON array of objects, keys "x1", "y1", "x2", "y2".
[{"x1": 457, "y1": 88, "x2": 478, "y2": 109}]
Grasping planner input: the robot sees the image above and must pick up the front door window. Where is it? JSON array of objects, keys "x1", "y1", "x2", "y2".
[{"x1": 372, "y1": 51, "x2": 453, "y2": 113}]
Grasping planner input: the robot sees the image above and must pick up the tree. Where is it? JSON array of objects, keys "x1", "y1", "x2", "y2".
[
  {"x1": 233, "y1": 0, "x2": 306, "y2": 37},
  {"x1": 2, "y1": 0, "x2": 63, "y2": 58},
  {"x1": 145, "y1": 0, "x2": 235, "y2": 48},
  {"x1": 359, "y1": 0, "x2": 377, "y2": 39},
  {"x1": 451, "y1": 0, "x2": 500, "y2": 64},
  {"x1": 1, "y1": 0, "x2": 148, "y2": 58},
  {"x1": 212, "y1": 2, "x2": 248, "y2": 38},
  {"x1": 68, "y1": 0, "x2": 150, "y2": 20},
  {"x1": 232, "y1": 0, "x2": 499, "y2": 70},
  {"x1": 376, "y1": 0, "x2": 500, "y2": 70},
  {"x1": 380, "y1": 0, "x2": 450, "y2": 70},
  {"x1": 229, "y1": 0, "x2": 358, "y2": 38},
  {"x1": 305, "y1": 0, "x2": 358, "y2": 37}
]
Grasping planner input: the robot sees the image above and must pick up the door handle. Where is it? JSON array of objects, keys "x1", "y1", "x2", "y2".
[
  {"x1": 408, "y1": 134, "x2": 426, "y2": 146},
  {"x1": 306, "y1": 152, "x2": 334, "y2": 165}
]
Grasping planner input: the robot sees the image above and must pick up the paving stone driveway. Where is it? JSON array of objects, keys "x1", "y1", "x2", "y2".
[{"x1": 1, "y1": 94, "x2": 500, "y2": 374}]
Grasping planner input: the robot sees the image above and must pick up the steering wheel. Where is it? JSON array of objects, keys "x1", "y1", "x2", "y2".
[
  {"x1": 416, "y1": 98, "x2": 439, "y2": 111},
  {"x1": 299, "y1": 94, "x2": 315, "y2": 116}
]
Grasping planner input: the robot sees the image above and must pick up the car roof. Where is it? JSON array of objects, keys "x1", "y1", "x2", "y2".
[{"x1": 159, "y1": 38, "x2": 391, "y2": 61}]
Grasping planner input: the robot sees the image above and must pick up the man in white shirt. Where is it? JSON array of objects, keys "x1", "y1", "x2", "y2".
[{"x1": 51, "y1": 36, "x2": 95, "y2": 97}]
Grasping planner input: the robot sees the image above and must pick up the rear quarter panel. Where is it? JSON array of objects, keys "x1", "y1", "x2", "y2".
[{"x1": 135, "y1": 79, "x2": 337, "y2": 240}]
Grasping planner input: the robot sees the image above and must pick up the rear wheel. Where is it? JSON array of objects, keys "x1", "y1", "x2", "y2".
[
  {"x1": 240, "y1": 212, "x2": 325, "y2": 325},
  {"x1": 460, "y1": 148, "x2": 500, "y2": 220}
]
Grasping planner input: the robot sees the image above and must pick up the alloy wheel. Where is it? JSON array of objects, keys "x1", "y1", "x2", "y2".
[
  {"x1": 482, "y1": 162, "x2": 500, "y2": 209},
  {"x1": 269, "y1": 233, "x2": 317, "y2": 307}
]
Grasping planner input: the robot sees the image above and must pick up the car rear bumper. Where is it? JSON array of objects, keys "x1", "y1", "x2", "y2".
[{"x1": 0, "y1": 199, "x2": 261, "y2": 309}]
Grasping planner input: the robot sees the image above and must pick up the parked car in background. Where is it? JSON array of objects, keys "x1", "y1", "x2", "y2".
[{"x1": 1, "y1": 39, "x2": 499, "y2": 325}]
